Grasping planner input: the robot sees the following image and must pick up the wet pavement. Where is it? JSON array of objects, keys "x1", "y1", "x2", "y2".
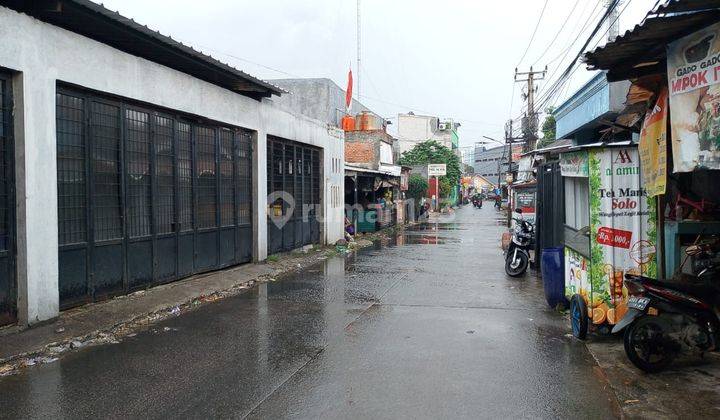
[{"x1": 0, "y1": 206, "x2": 618, "y2": 419}]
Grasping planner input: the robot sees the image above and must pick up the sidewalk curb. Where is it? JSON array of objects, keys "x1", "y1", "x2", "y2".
[
  {"x1": 0, "y1": 224, "x2": 410, "y2": 377},
  {"x1": 587, "y1": 345, "x2": 626, "y2": 419}
]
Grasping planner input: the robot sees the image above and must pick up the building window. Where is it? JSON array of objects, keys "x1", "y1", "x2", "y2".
[{"x1": 564, "y1": 177, "x2": 589, "y2": 230}]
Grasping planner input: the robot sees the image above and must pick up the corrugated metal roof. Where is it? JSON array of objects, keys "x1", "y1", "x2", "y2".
[
  {"x1": 1, "y1": 0, "x2": 284, "y2": 99},
  {"x1": 584, "y1": 0, "x2": 720, "y2": 81}
]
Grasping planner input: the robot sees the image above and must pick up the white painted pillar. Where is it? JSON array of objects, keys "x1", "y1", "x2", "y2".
[
  {"x1": 13, "y1": 72, "x2": 60, "y2": 326},
  {"x1": 253, "y1": 130, "x2": 268, "y2": 262}
]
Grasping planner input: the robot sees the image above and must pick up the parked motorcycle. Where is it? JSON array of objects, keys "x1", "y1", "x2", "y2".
[
  {"x1": 612, "y1": 240, "x2": 720, "y2": 372},
  {"x1": 504, "y1": 208, "x2": 534, "y2": 277}
]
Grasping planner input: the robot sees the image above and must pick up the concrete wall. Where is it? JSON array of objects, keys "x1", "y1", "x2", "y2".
[
  {"x1": 396, "y1": 113, "x2": 455, "y2": 155},
  {"x1": 0, "y1": 7, "x2": 344, "y2": 325},
  {"x1": 270, "y1": 78, "x2": 371, "y2": 126}
]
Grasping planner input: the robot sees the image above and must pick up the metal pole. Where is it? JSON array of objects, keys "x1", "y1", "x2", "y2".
[{"x1": 356, "y1": 0, "x2": 361, "y2": 101}]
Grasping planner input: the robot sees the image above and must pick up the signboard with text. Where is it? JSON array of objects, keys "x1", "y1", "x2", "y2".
[
  {"x1": 638, "y1": 89, "x2": 667, "y2": 196},
  {"x1": 427, "y1": 164, "x2": 446, "y2": 176},
  {"x1": 667, "y1": 22, "x2": 720, "y2": 171},
  {"x1": 559, "y1": 151, "x2": 589, "y2": 177}
]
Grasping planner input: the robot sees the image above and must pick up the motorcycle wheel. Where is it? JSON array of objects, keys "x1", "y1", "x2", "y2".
[
  {"x1": 505, "y1": 251, "x2": 528, "y2": 277},
  {"x1": 570, "y1": 294, "x2": 588, "y2": 340},
  {"x1": 624, "y1": 315, "x2": 677, "y2": 373}
]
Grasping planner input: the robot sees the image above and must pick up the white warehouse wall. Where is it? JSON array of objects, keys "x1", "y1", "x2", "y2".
[{"x1": 0, "y1": 7, "x2": 344, "y2": 325}]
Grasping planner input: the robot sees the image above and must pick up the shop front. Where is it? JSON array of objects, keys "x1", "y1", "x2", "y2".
[
  {"x1": 561, "y1": 145, "x2": 657, "y2": 337},
  {"x1": 345, "y1": 166, "x2": 399, "y2": 233}
]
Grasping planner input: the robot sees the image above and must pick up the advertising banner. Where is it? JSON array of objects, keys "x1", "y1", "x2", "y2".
[
  {"x1": 559, "y1": 151, "x2": 588, "y2": 177},
  {"x1": 667, "y1": 22, "x2": 720, "y2": 171},
  {"x1": 585, "y1": 147, "x2": 657, "y2": 324},
  {"x1": 638, "y1": 89, "x2": 668, "y2": 197},
  {"x1": 565, "y1": 248, "x2": 589, "y2": 301}
]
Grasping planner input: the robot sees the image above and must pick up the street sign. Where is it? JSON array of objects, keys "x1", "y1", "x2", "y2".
[{"x1": 427, "y1": 164, "x2": 446, "y2": 176}]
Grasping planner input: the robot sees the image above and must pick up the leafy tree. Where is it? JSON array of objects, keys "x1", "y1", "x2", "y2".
[
  {"x1": 407, "y1": 174, "x2": 428, "y2": 201},
  {"x1": 398, "y1": 140, "x2": 461, "y2": 198},
  {"x1": 539, "y1": 106, "x2": 556, "y2": 148}
]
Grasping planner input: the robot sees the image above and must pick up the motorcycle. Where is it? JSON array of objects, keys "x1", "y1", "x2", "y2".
[
  {"x1": 504, "y1": 208, "x2": 534, "y2": 277},
  {"x1": 472, "y1": 196, "x2": 483, "y2": 209},
  {"x1": 612, "y1": 240, "x2": 720, "y2": 372}
]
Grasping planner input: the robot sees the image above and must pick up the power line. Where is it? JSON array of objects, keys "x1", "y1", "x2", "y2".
[
  {"x1": 531, "y1": 0, "x2": 582, "y2": 67},
  {"x1": 531, "y1": 0, "x2": 626, "y2": 114},
  {"x1": 534, "y1": 1, "x2": 604, "y2": 102},
  {"x1": 516, "y1": 0, "x2": 551, "y2": 67}
]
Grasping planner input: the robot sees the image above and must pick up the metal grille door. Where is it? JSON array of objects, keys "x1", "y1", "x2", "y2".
[
  {"x1": 0, "y1": 74, "x2": 15, "y2": 325},
  {"x1": 56, "y1": 87, "x2": 253, "y2": 308},
  {"x1": 266, "y1": 136, "x2": 321, "y2": 255},
  {"x1": 536, "y1": 161, "x2": 565, "y2": 259}
]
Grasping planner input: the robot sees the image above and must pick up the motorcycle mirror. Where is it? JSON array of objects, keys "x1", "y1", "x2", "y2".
[{"x1": 515, "y1": 208, "x2": 523, "y2": 214}]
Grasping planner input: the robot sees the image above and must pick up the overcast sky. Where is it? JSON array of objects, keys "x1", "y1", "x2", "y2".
[{"x1": 96, "y1": 0, "x2": 658, "y2": 151}]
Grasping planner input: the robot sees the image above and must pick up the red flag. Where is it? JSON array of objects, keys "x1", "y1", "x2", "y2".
[{"x1": 345, "y1": 68, "x2": 353, "y2": 109}]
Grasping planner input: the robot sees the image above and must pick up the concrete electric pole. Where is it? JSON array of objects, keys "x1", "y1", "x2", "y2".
[{"x1": 514, "y1": 67, "x2": 546, "y2": 152}]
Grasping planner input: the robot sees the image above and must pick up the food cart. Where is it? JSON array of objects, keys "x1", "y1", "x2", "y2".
[{"x1": 561, "y1": 145, "x2": 658, "y2": 338}]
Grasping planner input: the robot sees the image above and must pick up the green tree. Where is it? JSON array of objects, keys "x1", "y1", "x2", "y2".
[
  {"x1": 407, "y1": 174, "x2": 428, "y2": 201},
  {"x1": 398, "y1": 140, "x2": 461, "y2": 198},
  {"x1": 539, "y1": 106, "x2": 556, "y2": 148}
]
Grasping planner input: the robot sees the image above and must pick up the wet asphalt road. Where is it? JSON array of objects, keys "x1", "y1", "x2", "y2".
[{"x1": 0, "y1": 206, "x2": 617, "y2": 419}]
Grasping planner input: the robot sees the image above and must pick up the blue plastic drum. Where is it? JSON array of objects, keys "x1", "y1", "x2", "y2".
[{"x1": 541, "y1": 247, "x2": 567, "y2": 308}]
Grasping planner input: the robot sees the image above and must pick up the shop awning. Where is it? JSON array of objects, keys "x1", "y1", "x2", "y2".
[
  {"x1": 567, "y1": 140, "x2": 633, "y2": 150},
  {"x1": 585, "y1": 1, "x2": 720, "y2": 81}
]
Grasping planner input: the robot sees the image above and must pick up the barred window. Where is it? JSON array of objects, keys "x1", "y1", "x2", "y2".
[
  {"x1": 284, "y1": 144, "x2": 295, "y2": 219},
  {"x1": 235, "y1": 130, "x2": 252, "y2": 226},
  {"x1": 195, "y1": 126, "x2": 217, "y2": 229},
  {"x1": 294, "y1": 146, "x2": 303, "y2": 219},
  {"x1": 178, "y1": 122, "x2": 193, "y2": 232},
  {"x1": 125, "y1": 109, "x2": 152, "y2": 238},
  {"x1": 271, "y1": 140, "x2": 284, "y2": 215},
  {"x1": 312, "y1": 149, "x2": 320, "y2": 205},
  {"x1": 304, "y1": 148, "x2": 312, "y2": 210},
  {"x1": 56, "y1": 93, "x2": 87, "y2": 246},
  {"x1": 219, "y1": 129, "x2": 234, "y2": 227},
  {"x1": 91, "y1": 101, "x2": 122, "y2": 242},
  {"x1": 154, "y1": 115, "x2": 175, "y2": 235}
]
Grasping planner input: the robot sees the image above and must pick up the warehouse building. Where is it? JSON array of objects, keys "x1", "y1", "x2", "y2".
[{"x1": 0, "y1": 1, "x2": 344, "y2": 327}]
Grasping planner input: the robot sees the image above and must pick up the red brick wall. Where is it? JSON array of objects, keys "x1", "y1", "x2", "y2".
[{"x1": 345, "y1": 141, "x2": 376, "y2": 164}]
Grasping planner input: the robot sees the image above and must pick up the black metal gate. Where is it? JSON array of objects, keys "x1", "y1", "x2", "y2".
[
  {"x1": 56, "y1": 87, "x2": 253, "y2": 308},
  {"x1": 536, "y1": 160, "x2": 565, "y2": 262},
  {"x1": 266, "y1": 136, "x2": 320, "y2": 255},
  {"x1": 0, "y1": 73, "x2": 16, "y2": 325}
]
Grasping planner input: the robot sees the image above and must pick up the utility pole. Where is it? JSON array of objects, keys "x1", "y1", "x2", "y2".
[
  {"x1": 605, "y1": 0, "x2": 622, "y2": 41},
  {"x1": 505, "y1": 119, "x2": 514, "y2": 227},
  {"x1": 356, "y1": 0, "x2": 361, "y2": 100},
  {"x1": 514, "y1": 67, "x2": 546, "y2": 152}
]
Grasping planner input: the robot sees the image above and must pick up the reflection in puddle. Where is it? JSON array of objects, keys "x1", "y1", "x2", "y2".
[{"x1": 408, "y1": 223, "x2": 467, "y2": 231}]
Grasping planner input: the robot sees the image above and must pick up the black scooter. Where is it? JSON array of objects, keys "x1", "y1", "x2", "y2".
[
  {"x1": 612, "y1": 241, "x2": 720, "y2": 372},
  {"x1": 504, "y1": 208, "x2": 534, "y2": 277}
]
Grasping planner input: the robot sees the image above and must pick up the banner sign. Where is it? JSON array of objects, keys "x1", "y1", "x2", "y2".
[
  {"x1": 589, "y1": 147, "x2": 657, "y2": 320},
  {"x1": 566, "y1": 147, "x2": 657, "y2": 325},
  {"x1": 559, "y1": 151, "x2": 589, "y2": 177},
  {"x1": 638, "y1": 89, "x2": 668, "y2": 196},
  {"x1": 427, "y1": 164, "x2": 446, "y2": 176},
  {"x1": 667, "y1": 22, "x2": 720, "y2": 171}
]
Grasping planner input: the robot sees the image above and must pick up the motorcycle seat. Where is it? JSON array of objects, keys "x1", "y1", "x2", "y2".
[{"x1": 626, "y1": 274, "x2": 719, "y2": 300}]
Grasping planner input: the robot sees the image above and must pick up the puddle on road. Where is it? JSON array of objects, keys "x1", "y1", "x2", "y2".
[{"x1": 407, "y1": 222, "x2": 467, "y2": 231}]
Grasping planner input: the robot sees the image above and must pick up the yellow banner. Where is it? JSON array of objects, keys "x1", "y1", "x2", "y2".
[{"x1": 639, "y1": 89, "x2": 668, "y2": 197}]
